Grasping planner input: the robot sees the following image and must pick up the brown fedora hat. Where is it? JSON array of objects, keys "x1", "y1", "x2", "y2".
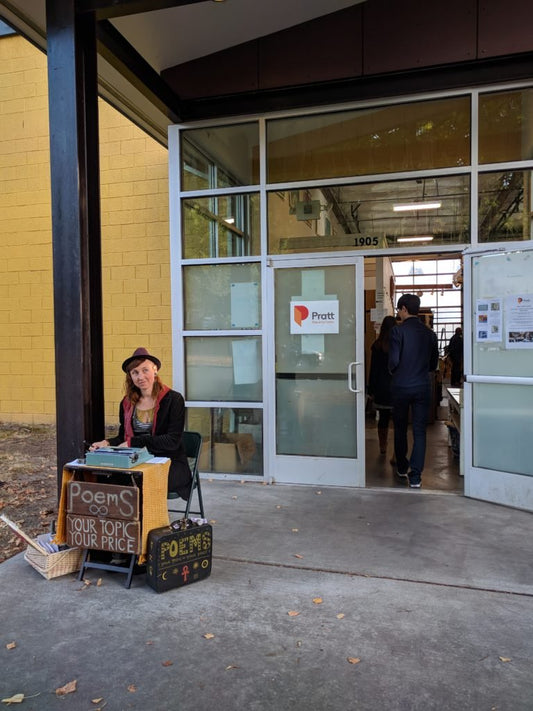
[{"x1": 122, "y1": 347, "x2": 161, "y2": 373}]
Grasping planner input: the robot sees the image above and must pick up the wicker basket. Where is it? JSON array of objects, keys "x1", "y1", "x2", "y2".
[{"x1": 24, "y1": 546, "x2": 83, "y2": 580}]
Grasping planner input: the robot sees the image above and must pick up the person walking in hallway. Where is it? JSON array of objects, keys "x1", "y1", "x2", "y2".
[
  {"x1": 368, "y1": 315, "x2": 396, "y2": 455},
  {"x1": 446, "y1": 326, "x2": 464, "y2": 387},
  {"x1": 389, "y1": 294, "x2": 439, "y2": 488}
]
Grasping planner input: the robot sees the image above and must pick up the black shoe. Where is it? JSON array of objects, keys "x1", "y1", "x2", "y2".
[
  {"x1": 408, "y1": 472, "x2": 421, "y2": 488},
  {"x1": 396, "y1": 469, "x2": 408, "y2": 479}
]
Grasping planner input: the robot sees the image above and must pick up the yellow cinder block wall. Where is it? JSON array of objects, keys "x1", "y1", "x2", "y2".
[{"x1": 0, "y1": 34, "x2": 172, "y2": 427}]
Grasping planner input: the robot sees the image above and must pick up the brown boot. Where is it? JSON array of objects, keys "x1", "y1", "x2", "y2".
[{"x1": 378, "y1": 428, "x2": 388, "y2": 454}]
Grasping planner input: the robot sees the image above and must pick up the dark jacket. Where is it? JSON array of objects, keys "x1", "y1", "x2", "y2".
[
  {"x1": 109, "y1": 387, "x2": 192, "y2": 499},
  {"x1": 388, "y1": 317, "x2": 439, "y2": 389},
  {"x1": 368, "y1": 342, "x2": 392, "y2": 408}
]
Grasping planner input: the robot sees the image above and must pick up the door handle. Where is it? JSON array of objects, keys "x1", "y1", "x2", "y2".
[{"x1": 348, "y1": 361, "x2": 362, "y2": 393}]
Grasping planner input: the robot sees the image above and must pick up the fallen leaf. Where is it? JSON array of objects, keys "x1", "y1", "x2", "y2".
[
  {"x1": 6, "y1": 641, "x2": 16, "y2": 650},
  {"x1": 225, "y1": 665, "x2": 239, "y2": 670},
  {"x1": 499, "y1": 656, "x2": 512, "y2": 663},
  {"x1": 347, "y1": 657, "x2": 361, "y2": 665},
  {"x1": 288, "y1": 610, "x2": 300, "y2": 617},
  {"x1": 296, "y1": 640, "x2": 302, "y2": 647},
  {"x1": 96, "y1": 578, "x2": 103, "y2": 587},
  {"x1": 276, "y1": 505, "x2": 282, "y2": 509},
  {"x1": 127, "y1": 685, "x2": 137, "y2": 693},
  {"x1": 91, "y1": 699, "x2": 104, "y2": 704},
  {"x1": 315, "y1": 490, "x2": 322, "y2": 495},
  {"x1": 291, "y1": 528, "x2": 299, "y2": 533},
  {"x1": 146, "y1": 640, "x2": 154, "y2": 645},
  {"x1": 55, "y1": 679, "x2": 77, "y2": 696},
  {"x1": 1, "y1": 693, "x2": 25, "y2": 704},
  {"x1": 312, "y1": 597, "x2": 323, "y2": 604},
  {"x1": 336, "y1": 613, "x2": 345, "y2": 619},
  {"x1": 293, "y1": 554, "x2": 303, "y2": 559},
  {"x1": 231, "y1": 496, "x2": 237, "y2": 500},
  {"x1": 203, "y1": 633, "x2": 215, "y2": 639},
  {"x1": 162, "y1": 660, "x2": 173, "y2": 667}
]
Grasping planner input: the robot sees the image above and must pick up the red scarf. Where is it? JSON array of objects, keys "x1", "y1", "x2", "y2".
[{"x1": 122, "y1": 384, "x2": 170, "y2": 445}]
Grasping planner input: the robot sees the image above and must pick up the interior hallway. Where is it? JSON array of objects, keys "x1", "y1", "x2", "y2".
[{"x1": 365, "y1": 395, "x2": 462, "y2": 493}]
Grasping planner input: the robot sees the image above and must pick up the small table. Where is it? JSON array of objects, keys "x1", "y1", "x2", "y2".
[{"x1": 54, "y1": 459, "x2": 170, "y2": 587}]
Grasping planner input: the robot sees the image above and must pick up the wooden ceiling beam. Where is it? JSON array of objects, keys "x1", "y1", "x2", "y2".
[{"x1": 76, "y1": 0, "x2": 207, "y2": 21}]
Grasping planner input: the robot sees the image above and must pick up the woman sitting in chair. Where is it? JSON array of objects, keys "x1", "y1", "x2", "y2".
[{"x1": 90, "y1": 347, "x2": 192, "y2": 501}]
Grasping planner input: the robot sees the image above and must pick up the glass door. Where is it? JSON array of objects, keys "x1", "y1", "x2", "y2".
[
  {"x1": 267, "y1": 257, "x2": 365, "y2": 486},
  {"x1": 463, "y1": 244, "x2": 533, "y2": 511}
]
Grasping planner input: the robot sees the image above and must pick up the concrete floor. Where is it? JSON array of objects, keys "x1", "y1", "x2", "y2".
[
  {"x1": 1, "y1": 481, "x2": 532, "y2": 711},
  {"x1": 365, "y1": 398, "x2": 462, "y2": 493}
]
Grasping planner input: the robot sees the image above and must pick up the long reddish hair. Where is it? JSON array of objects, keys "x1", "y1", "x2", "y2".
[{"x1": 123, "y1": 358, "x2": 164, "y2": 405}]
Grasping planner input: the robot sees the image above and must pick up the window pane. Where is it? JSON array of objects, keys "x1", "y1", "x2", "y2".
[
  {"x1": 182, "y1": 192, "x2": 260, "y2": 258},
  {"x1": 187, "y1": 407, "x2": 263, "y2": 476},
  {"x1": 267, "y1": 96, "x2": 470, "y2": 183},
  {"x1": 472, "y1": 249, "x2": 533, "y2": 377},
  {"x1": 181, "y1": 123, "x2": 260, "y2": 190},
  {"x1": 478, "y1": 171, "x2": 533, "y2": 242},
  {"x1": 185, "y1": 337, "x2": 262, "y2": 401},
  {"x1": 473, "y1": 383, "x2": 533, "y2": 476},
  {"x1": 479, "y1": 88, "x2": 533, "y2": 164},
  {"x1": 268, "y1": 176, "x2": 470, "y2": 254},
  {"x1": 184, "y1": 263, "x2": 261, "y2": 330}
]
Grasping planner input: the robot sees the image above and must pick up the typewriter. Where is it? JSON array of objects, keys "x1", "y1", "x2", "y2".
[{"x1": 84, "y1": 446, "x2": 153, "y2": 469}]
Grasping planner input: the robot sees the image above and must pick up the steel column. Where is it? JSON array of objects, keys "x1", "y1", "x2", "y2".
[{"x1": 46, "y1": 0, "x2": 104, "y2": 495}]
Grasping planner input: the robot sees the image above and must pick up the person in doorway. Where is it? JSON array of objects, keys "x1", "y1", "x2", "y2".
[
  {"x1": 368, "y1": 315, "x2": 396, "y2": 455},
  {"x1": 90, "y1": 347, "x2": 192, "y2": 500},
  {"x1": 446, "y1": 327, "x2": 463, "y2": 387},
  {"x1": 389, "y1": 294, "x2": 439, "y2": 488}
]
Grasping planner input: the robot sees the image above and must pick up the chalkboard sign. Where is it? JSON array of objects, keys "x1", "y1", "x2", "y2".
[
  {"x1": 146, "y1": 524, "x2": 212, "y2": 593},
  {"x1": 67, "y1": 481, "x2": 139, "y2": 520},
  {"x1": 66, "y1": 514, "x2": 141, "y2": 554}
]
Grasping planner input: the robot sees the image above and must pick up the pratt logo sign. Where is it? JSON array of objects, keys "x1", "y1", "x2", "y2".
[{"x1": 290, "y1": 300, "x2": 339, "y2": 334}]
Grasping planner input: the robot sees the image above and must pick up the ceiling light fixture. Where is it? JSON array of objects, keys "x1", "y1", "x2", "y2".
[
  {"x1": 397, "y1": 236, "x2": 434, "y2": 243},
  {"x1": 393, "y1": 201, "x2": 441, "y2": 212}
]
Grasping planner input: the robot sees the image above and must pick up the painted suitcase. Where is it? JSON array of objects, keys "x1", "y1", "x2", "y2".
[{"x1": 146, "y1": 522, "x2": 212, "y2": 593}]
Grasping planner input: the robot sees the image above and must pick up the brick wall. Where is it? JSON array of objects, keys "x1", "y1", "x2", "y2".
[{"x1": 0, "y1": 34, "x2": 172, "y2": 424}]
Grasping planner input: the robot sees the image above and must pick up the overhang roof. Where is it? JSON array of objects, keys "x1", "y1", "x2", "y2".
[{"x1": 0, "y1": 0, "x2": 365, "y2": 144}]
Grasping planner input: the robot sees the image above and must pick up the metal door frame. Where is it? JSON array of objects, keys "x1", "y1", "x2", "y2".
[{"x1": 265, "y1": 254, "x2": 366, "y2": 486}]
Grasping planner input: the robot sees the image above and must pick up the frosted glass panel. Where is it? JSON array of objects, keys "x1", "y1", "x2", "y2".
[
  {"x1": 275, "y1": 265, "x2": 357, "y2": 457},
  {"x1": 184, "y1": 263, "x2": 261, "y2": 330},
  {"x1": 473, "y1": 384, "x2": 533, "y2": 476},
  {"x1": 472, "y1": 249, "x2": 533, "y2": 376},
  {"x1": 185, "y1": 337, "x2": 262, "y2": 402}
]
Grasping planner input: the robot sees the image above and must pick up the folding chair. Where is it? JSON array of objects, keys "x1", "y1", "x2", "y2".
[{"x1": 168, "y1": 431, "x2": 205, "y2": 519}]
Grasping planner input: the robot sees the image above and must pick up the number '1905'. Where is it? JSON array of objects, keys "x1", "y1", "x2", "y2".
[{"x1": 355, "y1": 236, "x2": 379, "y2": 247}]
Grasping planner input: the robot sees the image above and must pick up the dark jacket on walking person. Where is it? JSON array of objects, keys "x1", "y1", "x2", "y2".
[
  {"x1": 368, "y1": 315, "x2": 396, "y2": 454},
  {"x1": 389, "y1": 294, "x2": 439, "y2": 488}
]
